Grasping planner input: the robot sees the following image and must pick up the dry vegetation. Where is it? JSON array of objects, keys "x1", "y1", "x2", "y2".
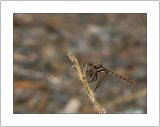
[{"x1": 67, "y1": 50, "x2": 105, "y2": 113}]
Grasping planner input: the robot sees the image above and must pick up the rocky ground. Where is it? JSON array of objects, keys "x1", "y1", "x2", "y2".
[{"x1": 13, "y1": 14, "x2": 147, "y2": 114}]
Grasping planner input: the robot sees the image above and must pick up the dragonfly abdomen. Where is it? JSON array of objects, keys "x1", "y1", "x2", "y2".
[{"x1": 106, "y1": 69, "x2": 136, "y2": 85}]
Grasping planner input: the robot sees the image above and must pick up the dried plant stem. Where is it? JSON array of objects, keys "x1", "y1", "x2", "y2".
[{"x1": 66, "y1": 50, "x2": 105, "y2": 113}]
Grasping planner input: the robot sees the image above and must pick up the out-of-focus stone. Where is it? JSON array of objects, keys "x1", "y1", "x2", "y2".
[{"x1": 62, "y1": 98, "x2": 81, "y2": 113}]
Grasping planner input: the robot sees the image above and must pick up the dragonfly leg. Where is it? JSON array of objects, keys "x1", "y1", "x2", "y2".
[
  {"x1": 94, "y1": 74, "x2": 106, "y2": 91},
  {"x1": 87, "y1": 72, "x2": 98, "y2": 83}
]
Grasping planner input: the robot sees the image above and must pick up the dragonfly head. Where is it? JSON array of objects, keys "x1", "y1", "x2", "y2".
[{"x1": 85, "y1": 62, "x2": 94, "y2": 77}]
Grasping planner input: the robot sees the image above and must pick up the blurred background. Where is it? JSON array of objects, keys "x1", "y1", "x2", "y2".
[{"x1": 13, "y1": 13, "x2": 147, "y2": 114}]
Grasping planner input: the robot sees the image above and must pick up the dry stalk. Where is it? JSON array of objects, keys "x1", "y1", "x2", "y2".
[{"x1": 66, "y1": 50, "x2": 105, "y2": 113}]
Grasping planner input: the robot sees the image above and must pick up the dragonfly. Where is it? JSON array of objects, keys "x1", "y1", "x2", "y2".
[{"x1": 83, "y1": 62, "x2": 136, "y2": 91}]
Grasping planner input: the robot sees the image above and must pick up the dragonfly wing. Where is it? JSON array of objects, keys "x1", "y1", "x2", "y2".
[{"x1": 94, "y1": 73, "x2": 106, "y2": 91}]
